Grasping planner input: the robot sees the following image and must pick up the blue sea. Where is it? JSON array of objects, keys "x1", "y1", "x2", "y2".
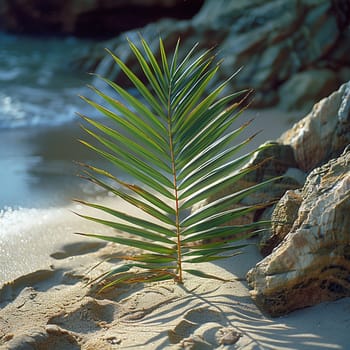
[{"x1": 0, "y1": 32, "x2": 103, "y2": 209}]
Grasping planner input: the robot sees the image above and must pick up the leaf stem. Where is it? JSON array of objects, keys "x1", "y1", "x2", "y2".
[{"x1": 167, "y1": 79, "x2": 183, "y2": 283}]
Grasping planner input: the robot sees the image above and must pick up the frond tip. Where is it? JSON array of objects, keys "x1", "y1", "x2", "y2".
[{"x1": 77, "y1": 36, "x2": 275, "y2": 288}]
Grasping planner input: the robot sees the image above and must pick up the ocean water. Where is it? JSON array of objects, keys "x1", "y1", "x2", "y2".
[
  {"x1": 0, "y1": 32, "x2": 95, "y2": 128},
  {"x1": 0, "y1": 33, "x2": 120, "y2": 282},
  {"x1": 0, "y1": 32, "x2": 105, "y2": 209}
]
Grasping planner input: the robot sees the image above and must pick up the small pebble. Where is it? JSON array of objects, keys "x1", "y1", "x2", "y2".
[
  {"x1": 217, "y1": 327, "x2": 241, "y2": 345},
  {"x1": 106, "y1": 336, "x2": 121, "y2": 345},
  {"x1": 3, "y1": 333, "x2": 14, "y2": 342},
  {"x1": 45, "y1": 324, "x2": 63, "y2": 335}
]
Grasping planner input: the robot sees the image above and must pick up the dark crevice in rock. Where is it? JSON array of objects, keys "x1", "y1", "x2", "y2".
[
  {"x1": 74, "y1": 3, "x2": 204, "y2": 39},
  {"x1": 0, "y1": 1, "x2": 204, "y2": 38},
  {"x1": 331, "y1": 0, "x2": 350, "y2": 30}
]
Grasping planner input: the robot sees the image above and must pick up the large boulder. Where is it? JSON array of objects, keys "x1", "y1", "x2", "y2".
[
  {"x1": 247, "y1": 148, "x2": 350, "y2": 316},
  {"x1": 74, "y1": 0, "x2": 350, "y2": 109},
  {"x1": 257, "y1": 80, "x2": 350, "y2": 255},
  {"x1": 279, "y1": 81, "x2": 350, "y2": 172}
]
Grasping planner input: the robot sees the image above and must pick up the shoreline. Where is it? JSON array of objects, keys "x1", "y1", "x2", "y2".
[
  {"x1": 1, "y1": 180, "x2": 349, "y2": 349},
  {"x1": 0, "y1": 107, "x2": 300, "y2": 210}
]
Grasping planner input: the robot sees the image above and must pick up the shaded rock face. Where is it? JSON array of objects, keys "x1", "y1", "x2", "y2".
[
  {"x1": 0, "y1": 0, "x2": 203, "y2": 38},
  {"x1": 259, "y1": 189, "x2": 303, "y2": 257},
  {"x1": 231, "y1": 142, "x2": 305, "y2": 209},
  {"x1": 247, "y1": 149, "x2": 350, "y2": 317},
  {"x1": 74, "y1": 0, "x2": 350, "y2": 109},
  {"x1": 279, "y1": 81, "x2": 350, "y2": 172}
]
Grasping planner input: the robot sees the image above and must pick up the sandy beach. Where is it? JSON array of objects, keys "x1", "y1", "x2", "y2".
[
  {"x1": 1, "y1": 197, "x2": 349, "y2": 349},
  {"x1": 1, "y1": 108, "x2": 349, "y2": 349}
]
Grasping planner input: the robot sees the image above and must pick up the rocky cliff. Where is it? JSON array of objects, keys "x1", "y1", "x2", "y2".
[
  {"x1": 72, "y1": 0, "x2": 350, "y2": 110},
  {"x1": 1, "y1": 0, "x2": 349, "y2": 109}
]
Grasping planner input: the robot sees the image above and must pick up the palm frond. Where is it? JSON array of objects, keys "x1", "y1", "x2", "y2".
[{"x1": 77, "y1": 36, "x2": 276, "y2": 287}]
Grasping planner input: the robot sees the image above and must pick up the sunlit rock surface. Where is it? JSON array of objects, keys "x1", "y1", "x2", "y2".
[
  {"x1": 247, "y1": 149, "x2": 350, "y2": 316},
  {"x1": 279, "y1": 81, "x2": 350, "y2": 172}
]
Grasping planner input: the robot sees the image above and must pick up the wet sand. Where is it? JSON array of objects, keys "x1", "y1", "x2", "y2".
[{"x1": 0, "y1": 122, "x2": 94, "y2": 209}]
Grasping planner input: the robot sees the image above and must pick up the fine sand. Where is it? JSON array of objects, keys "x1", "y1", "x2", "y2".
[
  {"x1": 1, "y1": 108, "x2": 349, "y2": 349},
  {"x1": 1, "y1": 197, "x2": 349, "y2": 349}
]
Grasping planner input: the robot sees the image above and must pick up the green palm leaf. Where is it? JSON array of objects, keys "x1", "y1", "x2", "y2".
[
  {"x1": 76, "y1": 233, "x2": 175, "y2": 255},
  {"x1": 77, "y1": 36, "x2": 276, "y2": 287},
  {"x1": 79, "y1": 170, "x2": 174, "y2": 224}
]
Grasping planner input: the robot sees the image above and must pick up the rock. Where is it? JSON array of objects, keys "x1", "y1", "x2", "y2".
[
  {"x1": 195, "y1": 141, "x2": 305, "y2": 227},
  {"x1": 216, "y1": 327, "x2": 241, "y2": 345},
  {"x1": 247, "y1": 149, "x2": 350, "y2": 316},
  {"x1": 73, "y1": 0, "x2": 350, "y2": 109},
  {"x1": 258, "y1": 80, "x2": 349, "y2": 255},
  {"x1": 278, "y1": 69, "x2": 340, "y2": 111},
  {"x1": 233, "y1": 142, "x2": 305, "y2": 207},
  {"x1": 327, "y1": 26, "x2": 350, "y2": 66},
  {"x1": 259, "y1": 189, "x2": 303, "y2": 256},
  {"x1": 1, "y1": 0, "x2": 348, "y2": 109},
  {"x1": 279, "y1": 81, "x2": 350, "y2": 172},
  {"x1": 332, "y1": 0, "x2": 350, "y2": 30},
  {"x1": 0, "y1": 0, "x2": 203, "y2": 37}
]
